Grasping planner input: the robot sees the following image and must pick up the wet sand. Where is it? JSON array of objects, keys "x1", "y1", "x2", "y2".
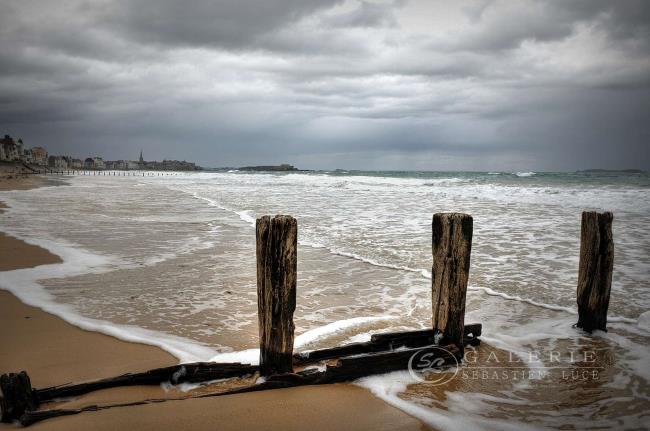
[{"x1": 0, "y1": 184, "x2": 428, "y2": 430}]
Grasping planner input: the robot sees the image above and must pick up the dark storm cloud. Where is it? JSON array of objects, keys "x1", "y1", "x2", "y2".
[
  {"x1": 100, "y1": 0, "x2": 341, "y2": 49},
  {"x1": 0, "y1": 0, "x2": 648, "y2": 170}
]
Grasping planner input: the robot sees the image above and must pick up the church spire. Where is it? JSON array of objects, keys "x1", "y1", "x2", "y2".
[{"x1": 139, "y1": 149, "x2": 144, "y2": 168}]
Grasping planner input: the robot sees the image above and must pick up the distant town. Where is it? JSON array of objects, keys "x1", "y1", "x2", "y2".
[
  {"x1": 2, "y1": 134, "x2": 311, "y2": 175},
  {"x1": 0, "y1": 134, "x2": 201, "y2": 171}
]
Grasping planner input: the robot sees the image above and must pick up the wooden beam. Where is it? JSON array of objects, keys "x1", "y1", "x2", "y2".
[
  {"x1": 369, "y1": 323, "x2": 481, "y2": 345},
  {"x1": 19, "y1": 344, "x2": 461, "y2": 427},
  {"x1": 326, "y1": 343, "x2": 460, "y2": 382},
  {"x1": 576, "y1": 211, "x2": 614, "y2": 332},
  {"x1": 0, "y1": 363, "x2": 258, "y2": 423},
  {"x1": 34, "y1": 362, "x2": 258, "y2": 402},
  {"x1": 256, "y1": 215, "x2": 297, "y2": 375},
  {"x1": 5, "y1": 321, "x2": 483, "y2": 420},
  {"x1": 294, "y1": 323, "x2": 481, "y2": 365},
  {"x1": 431, "y1": 213, "x2": 473, "y2": 350}
]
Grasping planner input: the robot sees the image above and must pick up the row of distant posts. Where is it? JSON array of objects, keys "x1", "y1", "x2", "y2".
[
  {"x1": 254, "y1": 211, "x2": 614, "y2": 375},
  {"x1": 39, "y1": 170, "x2": 179, "y2": 176}
]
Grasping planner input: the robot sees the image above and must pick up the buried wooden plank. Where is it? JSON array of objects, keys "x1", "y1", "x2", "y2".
[
  {"x1": 34, "y1": 362, "x2": 258, "y2": 402},
  {"x1": 0, "y1": 363, "x2": 258, "y2": 423},
  {"x1": 19, "y1": 344, "x2": 461, "y2": 427}
]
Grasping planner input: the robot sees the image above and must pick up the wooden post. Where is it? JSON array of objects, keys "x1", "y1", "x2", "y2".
[
  {"x1": 431, "y1": 213, "x2": 473, "y2": 350},
  {"x1": 576, "y1": 211, "x2": 614, "y2": 332},
  {"x1": 256, "y1": 215, "x2": 297, "y2": 376},
  {"x1": 0, "y1": 371, "x2": 36, "y2": 423}
]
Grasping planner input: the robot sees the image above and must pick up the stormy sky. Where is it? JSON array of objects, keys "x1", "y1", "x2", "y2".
[{"x1": 1, "y1": 0, "x2": 648, "y2": 171}]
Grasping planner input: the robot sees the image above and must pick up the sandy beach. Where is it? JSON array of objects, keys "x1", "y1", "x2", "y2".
[
  {"x1": 0, "y1": 176, "x2": 427, "y2": 431},
  {"x1": 2, "y1": 171, "x2": 648, "y2": 430}
]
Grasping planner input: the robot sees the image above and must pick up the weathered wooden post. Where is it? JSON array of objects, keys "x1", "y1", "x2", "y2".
[
  {"x1": 0, "y1": 371, "x2": 36, "y2": 423},
  {"x1": 431, "y1": 213, "x2": 473, "y2": 351},
  {"x1": 256, "y1": 215, "x2": 297, "y2": 376},
  {"x1": 576, "y1": 211, "x2": 614, "y2": 332}
]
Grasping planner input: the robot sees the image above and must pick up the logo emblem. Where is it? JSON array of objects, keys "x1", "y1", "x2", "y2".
[{"x1": 407, "y1": 346, "x2": 460, "y2": 385}]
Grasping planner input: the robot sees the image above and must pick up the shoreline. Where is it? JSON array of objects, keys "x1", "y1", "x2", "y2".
[{"x1": 0, "y1": 176, "x2": 428, "y2": 430}]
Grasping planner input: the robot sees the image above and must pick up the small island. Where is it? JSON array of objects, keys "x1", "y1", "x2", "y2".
[
  {"x1": 577, "y1": 169, "x2": 645, "y2": 174},
  {"x1": 238, "y1": 164, "x2": 298, "y2": 172}
]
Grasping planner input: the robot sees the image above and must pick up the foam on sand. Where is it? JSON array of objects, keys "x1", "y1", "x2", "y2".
[
  {"x1": 356, "y1": 371, "x2": 542, "y2": 431},
  {"x1": 0, "y1": 234, "x2": 217, "y2": 363}
]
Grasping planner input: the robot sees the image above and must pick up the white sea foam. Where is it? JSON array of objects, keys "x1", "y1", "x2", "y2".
[
  {"x1": 356, "y1": 371, "x2": 542, "y2": 431},
  {"x1": 235, "y1": 210, "x2": 256, "y2": 225},
  {"x1": 595, "y1": 329, "x2": 650, "y2": 383},
  {"x1": 209, "y1": 315, "x2": 397, "y2": 364},
  {"x1": 0, "y1": 194, "x2": 218, "y2": 363},
  {"x1": 294, "y1": 316, "x2": 396, "y2": 349},
  {"x1": 182, "y1": 187, "x2": 643, "y2": 325},
  {"x1": 637, "y1": 311, "x2": 650, "y2": 332},
  {"x1": 0, "y1": 243, "x2": 217, "y2": 363}
]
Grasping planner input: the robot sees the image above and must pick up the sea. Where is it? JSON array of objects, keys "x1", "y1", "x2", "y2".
[{"x1": 1, "y1": 170, "x2": 649, "y2": 430}]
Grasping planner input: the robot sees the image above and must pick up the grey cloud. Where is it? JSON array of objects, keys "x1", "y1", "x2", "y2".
[
  {"x1": 320, "y1": 0, "x2": 403, "y2": 28},
  {"x1": 426, "y1": 0, "x2": 650, "y2": 53},
  {"x1": 99, "y1": 0, "x2": 341, "y2": 49},
  {"x1": 0, "y1": 0, "x2": 648, "y2": 170}
]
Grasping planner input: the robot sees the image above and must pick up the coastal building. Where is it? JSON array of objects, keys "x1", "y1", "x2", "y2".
[
  {"x1": 82, "y1": 157, "x2": 106, "y2": 170},
  {"x1": 0, "y1": 135, "x2": 49, "y2": 165},
  {"x1": 101, "y1": 157, "x2": 142, "y2": 170},
  {"x1": 31, "y1": 147, "x2": 48, "y2": 165},
  {"x1": 0, "y1": 135, "x2": 20, "y2": 161},
  {"x1": 15, "y1": 139, "x2": 24, "y2": 161},
  {"x1": 143, "y1": 159, "x2": 200, "y2": 171},
  {"x1": 1, "y1": 138, "x2": 199, "y2": 171},
  {"x1": 23, "y1": 148, "x2": 34, "y2": 164},
  {"x1": 62, "y1": 156, "x2": 76, "y2": 168},
  {"x1": 92, "y1": 157, "x2": 105, "y2": 170},
  {"x1": 48, "y1": 155, "x2": 68, "y2": 170},
  {"x1": 104, "y1": 160, "x2": 128, "y2": 170}
]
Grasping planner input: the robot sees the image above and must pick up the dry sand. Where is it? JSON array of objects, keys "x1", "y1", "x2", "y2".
[{"x1": 0, "y1": 183, "x2": 428, "y2": 431}]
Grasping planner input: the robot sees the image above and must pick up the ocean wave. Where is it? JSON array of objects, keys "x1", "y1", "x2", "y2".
[
  {"x1": 514, "y1": 171, "x2": 536, "y2": 177},
  {"x1": 0, "y1": 234, "x2": 217, "y2": 363},
  {"x1": 181, "y1": 190, "x2": 643, "y2": 324}
]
